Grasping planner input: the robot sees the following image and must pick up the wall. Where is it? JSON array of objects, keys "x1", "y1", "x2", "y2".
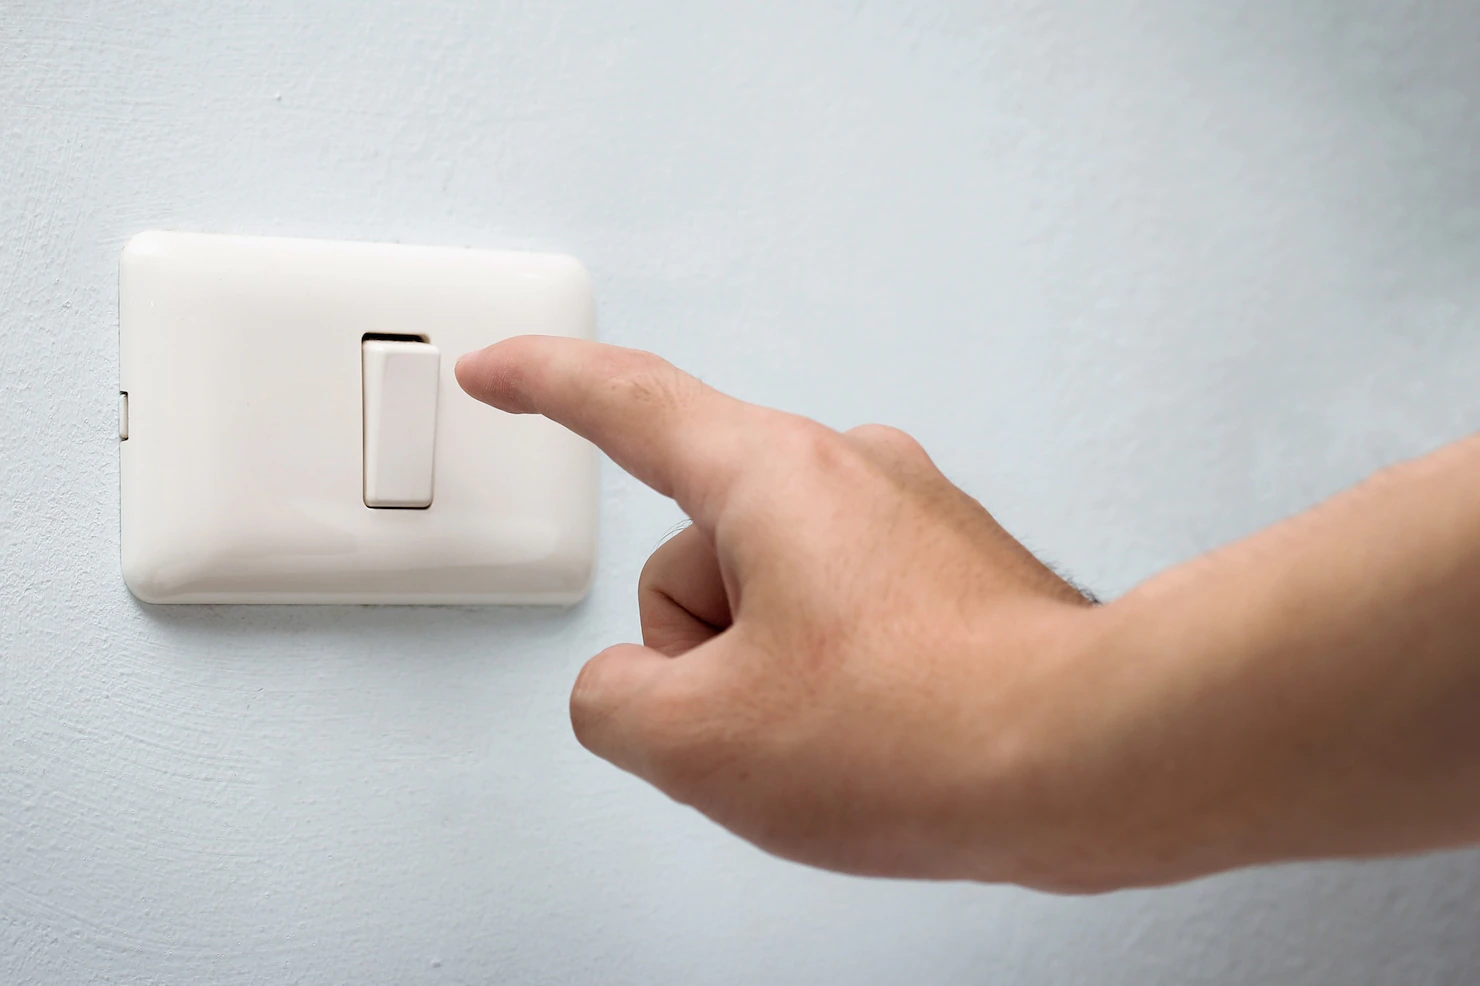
[{"x1": 4, "y1": 2, "x2": 1480, "y2": 983}]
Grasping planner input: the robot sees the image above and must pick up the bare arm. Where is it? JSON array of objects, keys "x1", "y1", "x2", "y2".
[{"x1": 457, "y1": 337, "x2": 1480, "y2": 892}]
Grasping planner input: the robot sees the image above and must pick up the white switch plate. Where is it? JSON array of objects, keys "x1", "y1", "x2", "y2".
[{"x1": 119, "y1": 231, "x2": 599, "y2": 605}]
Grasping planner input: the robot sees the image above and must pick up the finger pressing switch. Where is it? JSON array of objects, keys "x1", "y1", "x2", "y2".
[{"x1": 362, "y1": 337, "x2": 440, "y2": 508}]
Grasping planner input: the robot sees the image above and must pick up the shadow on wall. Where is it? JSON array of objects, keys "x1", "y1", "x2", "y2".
[{"x1": 130, "y1": 595, "x2": 590, "y2": 666}]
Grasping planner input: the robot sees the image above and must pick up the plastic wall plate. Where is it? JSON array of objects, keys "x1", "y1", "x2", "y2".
[{"x1": 119, "y1": 231, "x2": 599, "y2": 605}]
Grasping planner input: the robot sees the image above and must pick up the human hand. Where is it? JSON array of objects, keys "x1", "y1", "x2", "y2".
[
  {"x1": 455, "y1": 337, "x2": 1139, "y2": 890},
  {"x1": 458, "y1": 338, "x2": 1480, "y2": 892}
]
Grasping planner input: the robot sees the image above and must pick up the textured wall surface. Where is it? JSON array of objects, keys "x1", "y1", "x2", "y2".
[{"x1": 3, "y1": 2, "x2": 1480, "y2": 983}]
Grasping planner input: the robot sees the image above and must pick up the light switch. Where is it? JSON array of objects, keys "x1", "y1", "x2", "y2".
[
  {"x1": 362, "y1": 338, "x2": 439, "y2": 508},
  {"x1": 119, "y1": 231, "x2": 598, "y2": 605}
]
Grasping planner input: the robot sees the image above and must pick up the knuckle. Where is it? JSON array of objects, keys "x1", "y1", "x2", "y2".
[
  {"x1": 635, "y1": 528, "x2": 695, "y2": 621},
  {"x1": 637, "y1": 524, "x2": 690, "y2": 587},
  {"x1": 843, "y1": 422, "x2": 898, "y2": 442},
  {"x1": 601, "y1": 352, "x2": 699, "y2": 413},
  {"x1": 778, "y1": 418, "x2": 856, "y2": 472},
  {"x1": 846, "y1": 423, "x2": 930, "y2": 463},
  {"x1": 568, "y1": 660, "x2": 609, "y2": 749},
  {"x1": 635, "y1": 584, "x2": 671, "y2": 641},
  {"x1": 636, "y1": 548, "x2": 665, "y2": 597},
  {"x1": 568, "y1": 646, "x2": 632, "y2": 752}
]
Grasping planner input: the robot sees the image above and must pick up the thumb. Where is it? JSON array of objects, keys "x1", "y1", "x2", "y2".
[{"x1": 569, "y1": 643, "x2": 673, "y2": 774}]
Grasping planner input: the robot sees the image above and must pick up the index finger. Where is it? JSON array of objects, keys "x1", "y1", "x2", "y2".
[{"x1": 455, "y1": 336, "x2": 763, "y2": 527}]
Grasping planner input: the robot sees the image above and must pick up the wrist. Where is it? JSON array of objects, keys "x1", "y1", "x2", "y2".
[
  {"x1": 947, "y1": 601, "x2": 1165, "y2": 891},
  {"x1": 979, "y1": 596, "x2": 1254, "y2": 892}
]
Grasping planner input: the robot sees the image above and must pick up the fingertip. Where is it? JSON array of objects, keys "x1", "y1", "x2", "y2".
[
  {"x1": 455, "y1": 339, "x2": 528, "y2": 412},
  {"x1": 454, "y1": 349, "x2": 477, "y2": 390},
  {"x1": 454, "y1": 345, "x2": 488, "y2": 397},
  {"x1": 456, "y1": 335, "x2": 562, "y2": 413}
]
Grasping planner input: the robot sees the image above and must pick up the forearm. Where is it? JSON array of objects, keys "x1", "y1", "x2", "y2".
[{"x1": 1081, "y1": 433, "x2": 1480, "y2": 886}]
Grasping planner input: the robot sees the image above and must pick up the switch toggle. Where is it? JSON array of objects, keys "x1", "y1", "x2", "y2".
[{"x1": 362, "y1": 337, "x2": 440, "y2": 508}]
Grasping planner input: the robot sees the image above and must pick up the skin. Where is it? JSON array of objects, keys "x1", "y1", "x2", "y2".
[{"x1": 456, "y1": 336, "x2": 1480, "y2": 893}]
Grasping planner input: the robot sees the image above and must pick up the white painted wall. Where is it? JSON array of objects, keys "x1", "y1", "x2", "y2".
[{"x1": 4, "y1": 2, "x2": 1479, "y2": 982}]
